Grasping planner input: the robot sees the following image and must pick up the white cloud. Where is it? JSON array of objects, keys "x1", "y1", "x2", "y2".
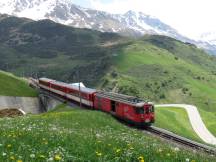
[{"x1": 88, "y1": 0, "x2": 216, "y2": 40}]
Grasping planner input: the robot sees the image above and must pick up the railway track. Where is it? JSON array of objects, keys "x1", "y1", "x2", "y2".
[{"x1": 146, "y1": 126, "x2": 216, "y2": 155}]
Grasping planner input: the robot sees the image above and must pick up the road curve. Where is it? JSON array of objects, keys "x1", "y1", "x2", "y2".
[{"x1": 155, "y1": 104, "x2": 216, "y2": 145}]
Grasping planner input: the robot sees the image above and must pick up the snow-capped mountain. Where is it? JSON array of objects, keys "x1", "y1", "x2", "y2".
[
  {"x1": 0, "y1": 0, "x2": 186, "y2": 37},
  {"x1": 199, "y1": 32, "x2": 216, "y2": 46},
  {"x1": 0, "y1": 0, "x2": 216, "y2": 55}
]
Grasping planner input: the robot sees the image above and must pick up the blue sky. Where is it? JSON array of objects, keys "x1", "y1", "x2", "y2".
[{"x1": 71, "y1": 0, "x2": 216, "y2": 40}]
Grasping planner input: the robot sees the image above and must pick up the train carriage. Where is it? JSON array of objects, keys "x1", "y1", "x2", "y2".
[
  {"x1": 39, "y1": 78, "x2": 96, "y2": 107},
  {"x1": 64, "y1": 84, "x2": 96, "y2": 107},
  {"x1": 94, "y1": 91, "x2": 154, "y2": 126}
]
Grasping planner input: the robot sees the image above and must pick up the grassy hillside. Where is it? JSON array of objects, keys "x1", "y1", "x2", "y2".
[
  {"x1": 0, "y1": 105, "x2": 215, "y2": 162},
  {"x1": 0, "y1": 70, "x2": 37, "y2": 97},
  {"x1": 155, "y1": 107, "x2": 202, "y2": 143},
  {"x1": 0, "y1": 14, "x2": 124, "y2": 86},
  {"x1": 99, "y1": 35, "x2": 216, "y2": 137}
]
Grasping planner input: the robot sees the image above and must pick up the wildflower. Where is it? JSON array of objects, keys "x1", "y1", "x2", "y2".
[
  {"x1": 10, "y1": 156, "x2": 15, "y2": 160},
  {"x1": 116, "y1": 149, "x2": 121, "y2": 153},
  {"x1": 138, "y1": 156, "x2": 144, "y2": 162},
  {"x1": 7, "y1": 144, "x2": 12, "y2": 148},
  {"x1": 39, "y1": 155, "x2": 46, "y2": 158},
  {"x1": 95, "y1": 151, "x2": 102, "y2": 156},
  {"x1": 48, "y1": 157, "x2": 54, "y2": 161},
  {"x1": 17, "y1": 160, "x2": 23, "y2": 162},
  {"x1": 2, "y1": 152, "x2": 7, "y2": 156},
  {"x1": 158, "y1": 148, "x2": 162, "y2": 152},
  {"x1": 186, "y1": 158, "x2": 190, "y2": 162},
  {"x1": 54, "y1": 155, "x2": 62, "y2": 161},
  {"x1": 174, "y1": 147, "x2": 180, "y2": 152},
  {"x1": 30, "y1": 154, "x2": 35, "y2": 158}
]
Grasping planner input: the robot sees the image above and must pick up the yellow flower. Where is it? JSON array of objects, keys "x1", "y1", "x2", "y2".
[
  {"x1": 116, "y1": 149, "x2": 121, "y2": 153},
  {"x1": 54, "y1": 155, "x2": 62, "y2": 161},
  {"x1": 138, "y1": 156, "x2": 144, "y2": 162},
  {"x1": 7, "y1": 144, "x2": 12, "y2": 148},
  {"x1": 95, "y1": 151, "x2": 102, "y2": 156},
  {"x1": 10, "y1": 156, "x2": 15, "y2": 160},
  {"x1": 138, "y1": 156, "x2": 144, "y2": 160},
  {"x1": 39, "y1": 155, "x2": 46, "y2": 158},
  {"x1": 17, "y1": 160, "x2": 23, "y2": 162}
]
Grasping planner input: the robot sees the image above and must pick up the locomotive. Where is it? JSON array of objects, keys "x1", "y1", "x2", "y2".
[{"x1": 38, "y1": 78, "x2": 155, "y2": 126}]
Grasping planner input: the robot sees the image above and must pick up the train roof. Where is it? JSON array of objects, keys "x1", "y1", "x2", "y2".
[
  {"x1": 65, "y1": 84, "x2": 96, "y2": 94},
  {"x1": 96, "y1": 91, "x2": 149, "y2": 107},
  {"x1": 39, "y1": 78, "x2": 96, "y2": 94}
]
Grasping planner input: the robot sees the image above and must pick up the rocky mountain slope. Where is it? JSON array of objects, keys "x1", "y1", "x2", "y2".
[{"x1": 0, "y1": 0, "x2": 216, "y2": 54}]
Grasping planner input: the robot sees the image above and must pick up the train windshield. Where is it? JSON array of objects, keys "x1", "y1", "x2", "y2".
[
  {"x1": 135, "y1": 108, "x2": 144, "y2": 114},
  {"x1": 144, "y1": 104, "x2": 154, "y2": 114}
]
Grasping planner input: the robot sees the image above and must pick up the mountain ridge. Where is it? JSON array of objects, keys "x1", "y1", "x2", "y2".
[{"x1": 0, "y1": 0, "x2": 216, "y2": 55}]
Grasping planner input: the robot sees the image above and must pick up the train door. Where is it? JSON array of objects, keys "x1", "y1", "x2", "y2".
[{"x1": 111, "y1": 100, "x2": 116, "y2": 112}]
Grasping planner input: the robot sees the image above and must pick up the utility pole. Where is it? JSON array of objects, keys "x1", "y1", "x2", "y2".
[
  {"x1": 77, "y1": 70, "x2": 82, "y2": 108},
  {"x1": 77, "y1": 32, "x2": 82, "y2": 108}
]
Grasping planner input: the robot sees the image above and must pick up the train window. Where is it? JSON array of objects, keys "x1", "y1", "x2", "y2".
[{"x1": 135, "y1": 108, "x2": 144, "y2": 114}]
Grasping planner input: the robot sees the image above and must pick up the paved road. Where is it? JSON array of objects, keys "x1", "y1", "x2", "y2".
[{"x1": 156, "y1": 104, "x2": 216, "y2": 145}]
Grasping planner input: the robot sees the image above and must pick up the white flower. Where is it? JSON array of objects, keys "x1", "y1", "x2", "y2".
[
  {"x1": 47, "y1": 157, "x2": 54, "y2": 161},
  {"x1": 186, "y1": 158, "x2": 190, "y2": 162},
  {"x1": 30, "y1": 154, "x2": 35, "y2": 158},
  {"x1": 2, "y1": 152, "x2": 7, "y2": 156},
  {"x1": 174, "y1": 147, "x2": 180, "y2": 151}
]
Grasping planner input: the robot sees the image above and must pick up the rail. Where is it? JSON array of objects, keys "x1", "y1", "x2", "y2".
[{"x1": 146, "y1": 126, "x2": 216, "y2": 155}]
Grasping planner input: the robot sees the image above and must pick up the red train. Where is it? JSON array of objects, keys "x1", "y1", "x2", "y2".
[{"x1": 38, "y1": 78, "x2": 155, "y2": 126}]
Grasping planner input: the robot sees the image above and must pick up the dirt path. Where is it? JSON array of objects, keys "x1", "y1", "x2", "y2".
[{"x1": 156, "y1": 104, "x2": 216, "y2": 145}]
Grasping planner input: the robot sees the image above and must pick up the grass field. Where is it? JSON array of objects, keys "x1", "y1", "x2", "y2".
[
  {"x1": 0, "y1": 70, "x2": 37, "y2": 97},
  {"x1": 155, "y1": 107, "x2": 202, "y2": 143},
  {"x1": 0, "y1": 105, "x2": 215, "y2": 162}
]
